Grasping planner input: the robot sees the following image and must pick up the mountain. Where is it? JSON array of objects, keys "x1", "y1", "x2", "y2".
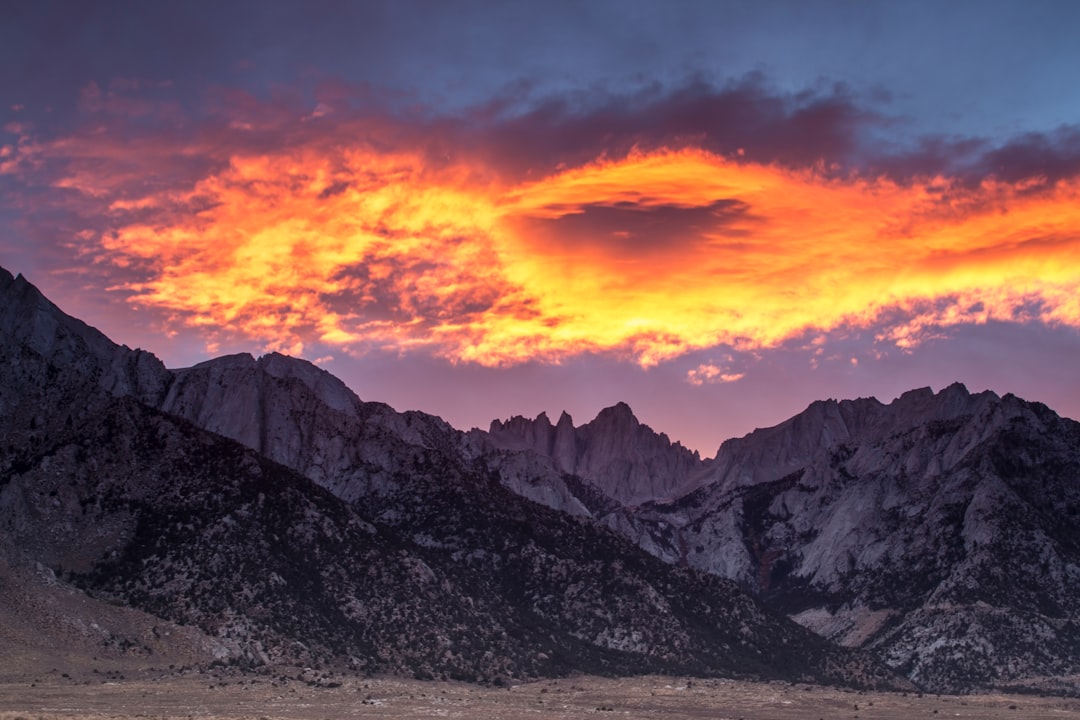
[
  {"x1": 0, "y1": 265, "x2": 893, "y2": 687},
  {"x1": 6, "y1": 263, "x2": 1078, "y2": 693},
  {"x1": 487, "y1": 403, "x2": 707, "y2": 505},
  {"x1": 175, "y1": 350, "x2": 1079, "y2": 693},
  {"x1": 603, "y1": 387, "x2": 1080, "y2": 692},
  {"x1": 0, "y1": 269, "x2": 171, "y2": 405}
]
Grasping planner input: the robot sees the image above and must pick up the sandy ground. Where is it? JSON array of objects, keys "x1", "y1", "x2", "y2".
[{"x1": 2, "y1": 671, "x2": 1080, "y2": 720}]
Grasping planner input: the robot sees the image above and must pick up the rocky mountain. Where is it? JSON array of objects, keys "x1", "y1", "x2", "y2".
[
  {"x1": 5, "y1": 263, "x2": 1078, "y2": 694},
  {"x1": 0, "y1": 265, "x2": 894, "y2": 687},
  {"x1": 141, "y1": 313, "x2": 1080, "y2": 693},
  {"x1": 0, "y1": 267, "x2": 171, "y2": 406},
  {"x1": 487, "y1": 403, "x2": 707, "y2": 505},
  {"x1": 602, "y1": 387, "x2": 1080, "y2": 692}
]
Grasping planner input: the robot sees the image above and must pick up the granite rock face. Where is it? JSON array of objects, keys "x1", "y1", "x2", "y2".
[{"x1": 488, "y1": 402, "x2": 707, "y2": 505}]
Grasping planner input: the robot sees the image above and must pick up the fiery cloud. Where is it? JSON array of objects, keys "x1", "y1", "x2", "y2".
[{"x1": 4, "y1": 81, "x2": 1080, "y2": 367}]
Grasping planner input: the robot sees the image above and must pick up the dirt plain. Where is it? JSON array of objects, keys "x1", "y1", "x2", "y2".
[{"x1": 3, "y1": 668, "x2": 1080, "y2": 720}]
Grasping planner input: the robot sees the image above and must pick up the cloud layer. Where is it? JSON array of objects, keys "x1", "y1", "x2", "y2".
[{"x1": 4, "y1": 79, "x2": 1080, "y2": 368}]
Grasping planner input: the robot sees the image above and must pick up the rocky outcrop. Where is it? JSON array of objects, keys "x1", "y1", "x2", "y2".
[
  {"x1": 156, "y1": 350, "x2": 596, "y2": 516},
  {"x1": 154, "y1": 332, "x2": 1080, "y2": 692}
]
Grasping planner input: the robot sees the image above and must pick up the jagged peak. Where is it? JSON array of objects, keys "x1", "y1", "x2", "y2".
[
  {"x1": 1, "y1": 266, "x2": 58, "y2": 316},
  {"x1": 942, "y1": 380, "x2": 970, "y2": 395},
  {"x1": 594, "y1": 401, "x2": 637, "y2": 422},
  {"x1": 489, "y1": 410, "x2": 552, "y2": 434},
  {"x1": 501, "y1": 409, "x2": 556, "y2": 433},
  {"x1": 1, "y1": 268, "x2": 64, "y2": 318},
  {"x1": 0, "y1": 266, "x2": 35, "y2": 293},
  {"x1": 887, "y1": 382, "x2": 1001, "y2": 419},
  {"x1": 556, "y1": 410, "x2": 574, "y2": 428},
  {"x1": 787, "y1": 383, "x2": 1000, "y2": 431}
]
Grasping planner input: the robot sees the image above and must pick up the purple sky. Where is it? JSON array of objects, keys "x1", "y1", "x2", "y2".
[{"x1": 2, "y1": 1, "x2": 1079, "y2": 454}]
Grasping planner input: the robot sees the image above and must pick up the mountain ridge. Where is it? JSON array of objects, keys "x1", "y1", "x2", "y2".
[
  {"x1": 0, "y1": 265, "x2": 897, "y2": 687},
  {"x1": 600, "y1": 385, "x2": 1080, "y2": 690},
  {"x1": 488, "y1": 401, "x2": 707, "y2": 505},
  {"x1": 4, "y1": 264, "x2": 1079, "y2": 693}
]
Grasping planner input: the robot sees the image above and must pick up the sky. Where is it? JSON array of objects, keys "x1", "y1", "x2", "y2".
[{"x1": 3, "y1": 0, "x2": 1080, "y2": 454}]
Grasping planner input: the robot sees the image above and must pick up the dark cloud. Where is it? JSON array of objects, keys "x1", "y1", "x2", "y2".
[
  {"x1": 516, "y1": 199, "x2": 754, "y2": 255},
  {"x1": 461, "y1": 76, "x2": 880, "y2": 177},
  {"x1": 458, "y1": 78, "x2": 1080, "y2": 186},
  {"x1": 12, "y1": 58, "x2": 1080, "y2": 205},
  {"x1": 0, "y1": 1, "x2": 236, "y2": 131},
  {"x1": 317, "y1": 180, "x2": 351, "y2": 199},
  {"x1": 863, "y1": 135, "x2": 990, "y2": 181},
  {"x1": 973, "y1": 127, "x2": 1080, "y2": 185},
  {"x1": 865, "y1": 126, "x2": 1080, "y2": 187}
]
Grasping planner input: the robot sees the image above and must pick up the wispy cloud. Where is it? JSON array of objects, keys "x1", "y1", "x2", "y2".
[{"x1": 687, "y1": 363, "x2": 745, "y2": 385}]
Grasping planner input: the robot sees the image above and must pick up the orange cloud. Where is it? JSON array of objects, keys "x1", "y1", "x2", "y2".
[
  {"x1": 491, "y1": 149, "x2": 1080, "y2": 363},
  {"x1": 11, "y1": 120, "x2": 1080, "y2": 367}
]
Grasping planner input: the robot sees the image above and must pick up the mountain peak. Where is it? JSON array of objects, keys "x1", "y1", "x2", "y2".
[
  {"x1": 594, "y1": 401, "x2": 637, "y2": 423},
  {"x1": 887, "y1": 382, "x2": 999, "y2": 424},
  {"x1": 485, "y1": 400, "x2": 705, "y2": 505},
  {"x1": 256, "y1": 351, "x2": 358, "y2": 413},
  {"x1": 0, "y1": 264, "x2": 170, "y2": 405},
  {"x1": 191, "y1": 352, "x2": 256, "y2": 370},
  {"x1": 896, "y1": 386, "x2": 935, "y2": 403}
]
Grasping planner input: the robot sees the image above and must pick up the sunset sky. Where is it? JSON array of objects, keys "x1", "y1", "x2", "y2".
[{"x1": 3, "y1": 0, "x2": 1080, "y2": 454}]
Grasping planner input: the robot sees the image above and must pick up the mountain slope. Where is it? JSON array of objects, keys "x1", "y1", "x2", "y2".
[{"x1": 0, "y1": 267, "x2": 170, "y2": 406}]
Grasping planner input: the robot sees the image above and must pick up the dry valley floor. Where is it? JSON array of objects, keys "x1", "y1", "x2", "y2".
[{"x1": 2, "y1": 672, "x2": 1080, "y2": 720}]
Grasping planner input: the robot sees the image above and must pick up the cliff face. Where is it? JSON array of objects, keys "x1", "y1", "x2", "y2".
[
  {"x1": 160, "y1": 351, "x2": 401, "y2": 495},
  {"x1": 152, "y1": 337, "x2": 1080, "y2": 691}
]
